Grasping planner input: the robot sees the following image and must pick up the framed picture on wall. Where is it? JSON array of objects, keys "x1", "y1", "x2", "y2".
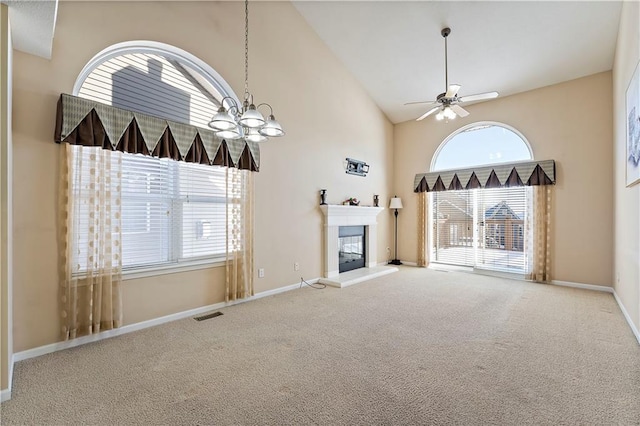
[{"x1": 626, "y1": 60, "x2": 640, "y2": 187}]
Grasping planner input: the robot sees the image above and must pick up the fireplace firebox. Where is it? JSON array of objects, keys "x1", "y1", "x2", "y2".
[{"x1": 338, "y1": 226, "x2": 366, "y2": 273}]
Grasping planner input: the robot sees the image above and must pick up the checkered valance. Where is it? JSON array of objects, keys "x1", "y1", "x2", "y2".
[
  {"x1": 54, "y1": 94, "x2": 260, "y2": 171},
  {"x1": 414, "y1": 159, "x2": 555, "y2": 192}
]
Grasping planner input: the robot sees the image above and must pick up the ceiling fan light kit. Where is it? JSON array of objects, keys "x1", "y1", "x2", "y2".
[{"x1": 406, "y1": 27, "x2": 499, "y2": 122}]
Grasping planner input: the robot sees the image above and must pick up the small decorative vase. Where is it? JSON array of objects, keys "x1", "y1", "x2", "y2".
[
  {"x1": 373, "y1": 194, "x2": 379, "y2": 207},
  {"x1": 320, "y1": 189, "x2": 327, "y2": 205}
]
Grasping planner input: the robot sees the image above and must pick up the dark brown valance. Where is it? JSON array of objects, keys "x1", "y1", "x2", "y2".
[
  {"x1": 414, "y1": 159, "x2": 555, "y2": 193},
  {"x1": 54, "y1": 94, "x2": 260, "y2": 171}
]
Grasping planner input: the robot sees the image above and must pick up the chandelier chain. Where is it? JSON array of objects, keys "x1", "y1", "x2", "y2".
[
  {"x1": 244, "y1": 0, "x2": 249, "y2": 98},
  {"x1": 207, "y1": 0, "x2": 284, "y2": 140}
]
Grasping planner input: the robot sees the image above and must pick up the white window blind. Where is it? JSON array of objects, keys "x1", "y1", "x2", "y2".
[
  {"x1": 71, "y1": 146, "x2": 228, "y2": 273},
  {"x1": 432, "y1": 190, "x2": 474, "y2": 267},
  {"x1": 121, "y1": 153, "x2": 227, "y2": 271},
  {"x1": 432, "y1": 187, "x2": 530, "y2": 273},
  {"x1": 77, "y1": 52, "x2": 222, "y2": 128}
]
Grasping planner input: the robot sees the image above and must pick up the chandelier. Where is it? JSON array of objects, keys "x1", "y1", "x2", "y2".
[{"x1": 208, "y1": 0, "x2": 285, "y2": 142}]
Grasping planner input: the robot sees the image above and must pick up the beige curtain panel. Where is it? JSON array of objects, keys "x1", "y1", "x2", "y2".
[
  {"x1": 526, "y1": 186, "x2": 552, "y2": 283},
  {"x1": 58, "y1": 144, "x2": 123, "y2": 340},
  {"x1": 54, "y1": 94, "x2": 260, "y2": 172},
  {"x1": 225, "y1": 168, "x2": 255, "y2": 302},
  {"x1": 417, "y1": 192, "x2": 428, "y2": 267},
  {"x1": 414, "y1": 160, "x2": 555, "y2": 193}
]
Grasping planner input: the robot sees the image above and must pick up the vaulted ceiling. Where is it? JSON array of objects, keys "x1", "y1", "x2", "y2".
[{"x1": 293, "y1": 1, "x2": 622, "y2": 123}]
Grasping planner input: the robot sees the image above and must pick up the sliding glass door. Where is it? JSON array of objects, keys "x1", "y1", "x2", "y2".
[{"x1": 432, "y1": 187, "x2": 530, "y2": 273}]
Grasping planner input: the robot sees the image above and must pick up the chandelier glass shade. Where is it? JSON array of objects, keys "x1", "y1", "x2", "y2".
[{"x1": 208, "y1": 0, "x2": 284, "y2": 142}]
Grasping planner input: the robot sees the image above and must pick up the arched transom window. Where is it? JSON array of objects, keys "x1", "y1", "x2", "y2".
[{"x1": 432, "y1": 122, "x2": 533, "y2": 172}]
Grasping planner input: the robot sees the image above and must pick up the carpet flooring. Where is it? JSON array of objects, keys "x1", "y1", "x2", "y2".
[{"x1": 1, "y1": 267, "x2": 639, "y2": 425}]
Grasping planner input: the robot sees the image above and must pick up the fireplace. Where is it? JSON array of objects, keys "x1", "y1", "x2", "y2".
[
  {"x1": 319, "y1": 204, "x2": 397, "y2": 287},
  {"x1": 339, "y1": 226, "x2": 365, "y2": 273},
  {"x1": 319, "y1": 204, "x2": 382, "y2": 279}
]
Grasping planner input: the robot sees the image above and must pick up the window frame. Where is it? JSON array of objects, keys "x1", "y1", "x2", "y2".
[
  {"x1": 430, "y1": 121, "x2": 534, "y2": 172},
  {"x1": 428, "y1": 122, "x2": 535, "y2": 279},
  {"x1": 117, "y1": 154, "x2": 230, "y2": 277},
  {"x1": 71, "y1": 41, "x2": 241, "y2": 280}
]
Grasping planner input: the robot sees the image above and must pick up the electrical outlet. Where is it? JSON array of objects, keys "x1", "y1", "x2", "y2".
[
  {"x1": 258, "y1": 268, "x2": 265, "y2": 278},
  {"x1": 294, "y1": 262, "x2": 300, "y2": 271}
]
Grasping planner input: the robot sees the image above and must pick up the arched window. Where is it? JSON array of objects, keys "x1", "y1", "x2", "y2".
[
  {"x1": 429, "y1": 122, "x2": 534, "y2": 275},
  {"x1": 70, "y1": 42, "x2": 240, "y2": 274},
  {"x1": 432, "y1": 122, "x2": 533, "y2": 171},
  {"x1": 73, "y1": 41, "x2": 238, "y2": 128}
]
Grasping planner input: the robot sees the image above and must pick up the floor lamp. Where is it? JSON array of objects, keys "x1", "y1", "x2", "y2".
[{"x1": 389, "y1": 196, "x2": 403, "y2": 265}]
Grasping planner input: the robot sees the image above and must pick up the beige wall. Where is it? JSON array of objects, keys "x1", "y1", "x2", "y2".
[
  {"x1": 1, "y1": 2, "x2": 12, "y2": 393},
  {"x1": 12, "y1": 1, "x2": 393, "y2": 352},
  {"x1": 613, "y1": 1, "x2": 640, "y2": 332},
  {"x1": 394, "y1": 72, "x2": 613, "y2": 287}
]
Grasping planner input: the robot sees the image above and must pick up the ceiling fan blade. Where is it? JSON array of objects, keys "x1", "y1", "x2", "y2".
[
  {"x1": 445, "y1": 84, "x2": 461, "y2": 98},
  {"x1": 450, "y1": 104, "x2": 469, "y2": 118},
  {"x1": 458, "y1": 91, "x2": 499, "y2": 103},
  {"x1": 404, "y1": 100, "x2": 438, "y2": 106},
  {"x1": 416, "y1": 106, "x2": 441, "y2": 121}
]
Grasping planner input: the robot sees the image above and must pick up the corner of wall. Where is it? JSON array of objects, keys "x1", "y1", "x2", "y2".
[
  {"x1": 612, "y1": 0, "x2": 640, "y2": 332},
  {"x1": 1, "y1": 1, "x2": 14, "y2": 398}
]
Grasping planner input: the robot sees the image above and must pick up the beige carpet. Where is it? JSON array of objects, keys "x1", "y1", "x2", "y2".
[{"x1": 1, "y1": 267, "x2": 639, "y2": 425}]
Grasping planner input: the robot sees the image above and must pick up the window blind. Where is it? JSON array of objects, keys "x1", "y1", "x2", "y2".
[
  {"x1": 77, "y1": 52, "x2": 222, "y2": 129},
  {"x1": 121, "y1": 153, "x2": 228, "y2": 271},
  {"x1": 72, "y1": 146, "x2": 228, "y2": 273},
  {"x1": 432, "y1": 187, "x2": 529, "y2": 273}
]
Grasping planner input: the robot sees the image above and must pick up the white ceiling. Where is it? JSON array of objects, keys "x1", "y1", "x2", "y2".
[
  {"x1": 293, "y1": 1, "x2": 622, "y2": 124},
  {"x1": 3, "y1": 0, "x2": 58, "y2": 59}
]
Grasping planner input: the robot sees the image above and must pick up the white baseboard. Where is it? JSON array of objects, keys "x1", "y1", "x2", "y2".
[
  {"x1": 1, "y1": 353, "x2": 14, "y2": 402},
  {"x1": 13, "y1": 278, "x2": 316, "y2": 364},
  {"x1": 551, "y1": 280, "x2": 639, "y2": 345},
  {"x1": 612, "y1": 290, "x2": 640, "y2": 345},
  {"x1": 550, "y1": 280, "x2": 614, "y2": 293}
]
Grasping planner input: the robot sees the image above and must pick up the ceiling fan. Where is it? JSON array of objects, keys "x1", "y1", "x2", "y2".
[{"x1": 406, "y1": 27, "x2": 499, "y2": 122}]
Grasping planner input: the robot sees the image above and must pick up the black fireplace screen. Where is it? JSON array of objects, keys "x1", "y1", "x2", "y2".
[{"x1": 339, "y1": 226, "x2": 365, "y2": 273}]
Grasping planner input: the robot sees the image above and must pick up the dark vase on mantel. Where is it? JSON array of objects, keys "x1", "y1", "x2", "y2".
[
  {"x1": 374, "y1": 194, "x2": 379, "y2": 207},
  {"x1": 320, "y1": 189, "x2": 327, "y2": 205}
]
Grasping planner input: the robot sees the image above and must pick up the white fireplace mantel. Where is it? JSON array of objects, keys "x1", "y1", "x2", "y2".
[
  {"x1": 319, "y1": 204, "x2": 384, "y2": 227},
  {"x1": 319, "y1": 204, "x2": 384, "y2": 281}
]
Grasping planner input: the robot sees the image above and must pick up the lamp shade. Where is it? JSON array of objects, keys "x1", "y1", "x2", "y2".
[
  {"x1": 239, "y1": 104, "x2": 265, "y2": 128},
  {"x1": 208, "y1": 107, "x2": 237, "y2": 131},
  {"x1": 216, "y1": 127, "x2": 242, "y2": 140},
  {"x1": 259, "y1": 115, "x2": 285, "y2": 137},
  {"x1": 389, "y1": 196, "x2": 403, "y2": 209},
  {"x1": 245, "y1": 128, "x2": 267, "y2": 143}
]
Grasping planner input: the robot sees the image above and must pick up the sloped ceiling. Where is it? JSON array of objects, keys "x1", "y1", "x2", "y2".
[
  {"x1": 293, "y1": 1, "x2": 623, "y2": 124},
  {"x1": 3, "y1": 0, "x2": 57, "y2": 59}
]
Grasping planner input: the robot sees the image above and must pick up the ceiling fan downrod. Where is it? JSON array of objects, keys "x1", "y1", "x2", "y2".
[{"x1": 442, "y1": 27, "x2": 451, "y2": 91}]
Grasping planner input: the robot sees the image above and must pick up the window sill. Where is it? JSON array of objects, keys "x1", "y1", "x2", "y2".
[{"x1": 122, "y1": 258, "x2": 226, "y2": 281}]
